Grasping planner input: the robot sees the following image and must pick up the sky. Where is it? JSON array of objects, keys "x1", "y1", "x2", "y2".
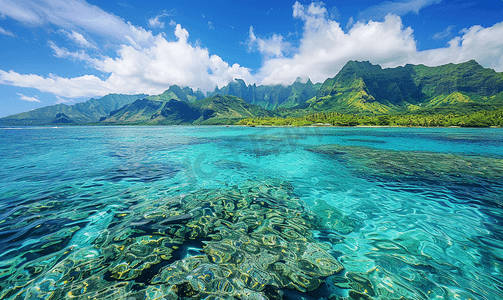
[{"x1": 1, "y1": 0, "x2": 503, "y2": 118}]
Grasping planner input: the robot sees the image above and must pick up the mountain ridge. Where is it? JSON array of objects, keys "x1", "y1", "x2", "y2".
[
  {"x1": 0, "y1": 93, "x2": 147, "y2": 125},
  {"x1": 100, "y1": 95, "x2": 273, "y2": 125},
  {"x1": 308, "y1": 59, "x2": 503, "y2": 114},
  {"x1": 2, "y1": 60, "x2": 503, "y2": 126},
  {"x1": 210, "y1": 77, "x2": 322, "y2": 110}
]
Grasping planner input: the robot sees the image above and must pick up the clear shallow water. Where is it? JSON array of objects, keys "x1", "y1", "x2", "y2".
[{"x1": 0, "y1": 126, "x2": 502, "y2": 299}]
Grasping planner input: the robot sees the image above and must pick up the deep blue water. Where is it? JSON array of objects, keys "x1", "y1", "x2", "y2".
[{"x1": 0, "y1": 126, "x2": 502, "y2": 299}]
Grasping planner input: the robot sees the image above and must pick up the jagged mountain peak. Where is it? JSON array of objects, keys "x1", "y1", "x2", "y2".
[
  {"x1": 210, "y1": 77, "x2": 322, "y2": 110},
  {"x1": 312, "y1": 59, "x2": 503, "y2": 114},
  {"x1": 2, "y1": 60, "x2": 502, "y2": 125}
]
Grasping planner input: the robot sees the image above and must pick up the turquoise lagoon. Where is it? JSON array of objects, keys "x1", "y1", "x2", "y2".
[{"x1": 0, "y1": 126, "x2": 502, "y2": 299}]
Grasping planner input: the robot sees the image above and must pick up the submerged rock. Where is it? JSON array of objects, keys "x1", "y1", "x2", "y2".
[
  {"x1": 1, "y1": 179, "x2": 348, "y2": 300},
  {"x1": 146, "y1": 179, "x2": 344, "y2": 299},
  {"x1": 308, "y1": 144, "x2": 503, "y2": 182}
]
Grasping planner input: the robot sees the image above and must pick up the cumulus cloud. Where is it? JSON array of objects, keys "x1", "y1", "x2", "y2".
[
  {"x1": 1, "y1": 0, "x2": 502, "y2": 101},
  {"x1": 358, "y1": 0, "x2": 442, "y2": 20},
  {"x1": 17, "y1": 93, "x2": 41, "y2": 102},
  {"x1": 247, "y1": 26, "x2": 290, "y2": 58},
  {"x1": 1, "y1": 22, "x2": 253, "y2": 98},
  {"x1": 414, "y1": 22, "x2": 503, "y2": 71},
  {"x1": 90, "y1": 24, "x2": 252, "y2": 92},
  {"x1": 433, "y1": 25, "x2": 455, "y2": 40},
  {"x1": 257, "y1": 2, "x2": 418, "y2": 85},
  {"x1": 0, "y1": 26, "x2": 15, "y2": 37},
  {"x1": 254, "y1": 1, "x2": 503, "y2": 85},
  {"x1": 0, "y1": 0, "x2": 252, "y2": 98},
  {"x1": 208, "y1": 21, "x2": 214, "y2": 30}
]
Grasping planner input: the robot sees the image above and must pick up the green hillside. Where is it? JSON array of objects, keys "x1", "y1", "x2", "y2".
[
  {"x1": 146, "y1": 85, "x2": 204, "y2": 102},
  {"x1": 100, "y1": 95, "x2": 272, "y2": 125},
  {"x1": 192, "y1": 95, "x2": 273, "y2": 124},
  {"x1": 309, "y1": 60, "x2": 503, "y2": 114},
  {"x1": 2, "y1": 60, "x2": 503, "y2": 126},
  {"x1": 211, "y1": 78, "x2": 322, "y2": 110},
  {"x1": 239, "y1": 107, "x2": 503, "y2": 127},
  {"x1": 0, "y1": 93, "x2": 146, "y2": 125},
  {"x1": 101, "y1": 98, "x2": 204, "y2": 125}
]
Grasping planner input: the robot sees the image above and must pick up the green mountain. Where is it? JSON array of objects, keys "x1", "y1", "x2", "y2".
[
  {"x1": 193, "y1": 95, "x2": 274, "y2": 124},
  {"x1": 100, "y1": 95, "x2": 272, "y2": 125},
  {"x1": 0, "y1": 85, "x2": 205, "y2": 126},
  {"x1": 0, "y1": 93, "x2": 146, "y2": 125},
  {"x1": 146, "y1": 85, "x2": 205, "y2": 102},
  {"x1": 308, "y1": 60, "x2": 503, "y2": 114},
  {"x1": 3, "y1": 60, "x2": 503, "y2": 126},
  {"x1": 211, "y1": 78, "x2": 322, "y2": 110}
]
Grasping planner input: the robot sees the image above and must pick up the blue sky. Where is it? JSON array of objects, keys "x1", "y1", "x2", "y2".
[{"x1": 1, "y1": 0, "x2": 503, "y2": 118}]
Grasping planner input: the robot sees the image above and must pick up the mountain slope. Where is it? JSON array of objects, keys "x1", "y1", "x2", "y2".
[
  {"x1": 3, "y1": 60, "x2": 503, "y2": 125},
  {"x1": 193, "y1": 95, "x2": 273, "y2": 124},
  {"x1": 101, "y1": 98, "x2": 204, "y2": 124},
  {"x1": 211, "y1": 78, "x2": 322, "y2": 110},
  {"x1": 146, "y1": 85, "x2": 205, "y2": 102},
  {"x1": 100, "y1": 95, "x2": 272, "y2": 125},
  {"x1": 0, "y1": 94, "x2": 146, "y2": 125},
  {"x1": 310, "y1": 60, "x2": 503, "y2": 114}
]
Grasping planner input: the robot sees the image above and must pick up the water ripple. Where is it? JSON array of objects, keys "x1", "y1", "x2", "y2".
[{"x1": 1, "y1": 127, "x2": 502, "y2": 299}]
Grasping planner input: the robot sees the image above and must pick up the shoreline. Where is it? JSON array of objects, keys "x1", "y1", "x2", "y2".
[
  {"x1": 2, "y1": 124, "x2": 501, "y2": 129},
  {"x1": 239, "y1": 124, "x2": 502, "y2": 129}
]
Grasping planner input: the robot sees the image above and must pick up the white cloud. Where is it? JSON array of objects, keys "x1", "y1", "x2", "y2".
[
  {"x1": 0, "y1": 0, "x2": 155, "y2": 48},
  {"x1": 293, "y1": 1, "x2": 328, "y2": 31},
  {"x1": 329, "y1": 7, "x2": 340, "y2": 20},
  {"x1": 3, "y1": 71, "x2": 114, "y2": 98},
  {"x1": 48, "y1": 40, "x2": 92, "y2": 61},
  {"x1": 1, "y1": 0, "x2": 502, "y2": 101},
  {"x1": 59, "y1": 29, "x2": 95, "y2": 48},
  {"x1": 117, "y1": 2, "x2": 133, "y2": 9},
  {"x1": 208, "y1": 21, "x2": 214, "y2": 30},
  {"x1": 1, "y1": 22, "x2": 253, "y2": 98},
  {"x1": 148, "y1": 12, "x2": 171, "y2": 29},
  {"x1": 254, "y1": 1, "x2": 503, "y2": 85},
  {"x1": 148, "y1": 17, "x2": 163, "y2": 29},
  {"x1": 414, "y1": 22, "x2": 503, "y2": 71},
  {"x1": 247, "y1": 26, "x2": 290, "y2": 58},
  {"x1": 346, "y1": 17, "x2": 355, "y2": 29},
  {"x1": 17, "y1": 93, "x2": 41, "y2": 102},
  {"x1": 55, "y1": 96, "x2": 73, "y2": 104},
  {"x1": 358, "y1": 0, "x2": 442, "y2": 20},
  {"x1": 91, "y1": 24, "x2": 252, "y2": 91},
  {"x1": 433, "y1": 25, "x2": 455, "y2": 40},
  {"x1": 0, "y1": 1, "x2": 252, "y2": 98},
  {"x1": 257, "y1": 2, "x2": 418, "y2": 85},
  {"x1": 0, "y1": 26, "x2": 15, "y2": 36}
]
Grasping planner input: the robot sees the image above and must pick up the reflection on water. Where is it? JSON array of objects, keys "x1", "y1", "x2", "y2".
[{"x1": 0, "y1": 126, "x2": 502, "y2": 299}]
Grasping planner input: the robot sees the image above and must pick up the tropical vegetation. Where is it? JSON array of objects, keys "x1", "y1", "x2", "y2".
[
  {"x1": 1, "y1": 60, "x2": 502, "y2": 127},
  {"x1": 238, "y1": 108, "x2": 503, "y2": 127}
]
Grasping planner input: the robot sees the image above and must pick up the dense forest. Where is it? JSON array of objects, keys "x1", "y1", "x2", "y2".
[{"x1": 238, "y1": 108, "x2": 503, "y2": 127}]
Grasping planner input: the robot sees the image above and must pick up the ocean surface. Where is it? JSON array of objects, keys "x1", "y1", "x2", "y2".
[{"x1": 0, "y1": 126, "x2": 502, "y2": 300}]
